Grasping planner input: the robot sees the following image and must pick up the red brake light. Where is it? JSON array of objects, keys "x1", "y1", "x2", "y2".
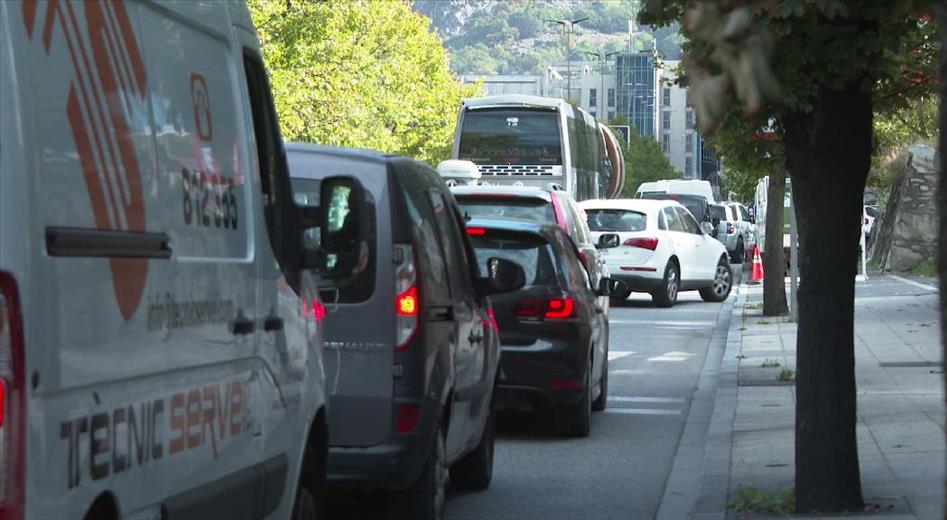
[
  {"x1": 623, "y1": 237, "x2": 659, "y2": 250},
  {"x1": 483, "y1": 309, "x2": 500, "y2": 333},
  {"x1": 0, "y1": 272, "x2": 25, "y2": 519},
  {"x1": 396, "y1": 286, "x2": 419, "y2": 316},
  {"x1": 312, "y1": 300, "x2": 327, "y2": 321},
  {"x1": 550, "y1": 379, "x2": 581, "y2": 389},
  {"x1": 396, "y1": 404, "x2": 420, "y2": 433},
  {"x1": 467, "y1": 227, "x2": 487, "y2": 236},
  {"x1": 544, "y1": 297, "x2": 575, "y2": 319}
]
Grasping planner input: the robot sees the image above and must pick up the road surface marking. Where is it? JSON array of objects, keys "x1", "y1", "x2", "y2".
[
  {"x1": 610, "y1": 319, "x2": 714, "y2": 327},
  {"x1": 604, "y1": 408, "x2": 681, "y2": 416},
  {"x1": 608, "y1": 351, "x2": 634, "y2": 361},
  {"x1": 648, "y1": 351, "x2": 694, "y2": 362},
  {"x1": 888, "y1": 274, "x2": 937, "y2": 292},
  {"x1": 609, "y1": 396, "x2": 686, "y2": 404}
]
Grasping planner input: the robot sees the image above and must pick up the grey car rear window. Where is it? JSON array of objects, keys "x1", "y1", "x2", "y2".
[
  {"x1": 585, "y1": 209, "x2": 647, "y2": 232},
  {"x1": 291, "y1": 177, "x2": 377, "y2": 303}
]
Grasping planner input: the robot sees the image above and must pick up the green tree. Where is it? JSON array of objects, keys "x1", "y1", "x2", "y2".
[
  {"x1": 641, "y1": 1, "x2": 937, "y2": 513},
  {"x1": 249, "y1": 0, "x2": 476, "y2": 165},
  {"x1": 616, "y1": 127, "x2": 679, "y2": 196}
]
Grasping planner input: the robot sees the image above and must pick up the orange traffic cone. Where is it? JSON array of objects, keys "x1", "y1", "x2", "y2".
[{"x1": 751, "y1": 246, "x2": 765, "y2": 282}]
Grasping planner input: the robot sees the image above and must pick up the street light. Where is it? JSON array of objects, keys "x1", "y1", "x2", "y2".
[
  {"x1": 582, "y1": 50, "x2": 619, "y2": 119},
  {"x1": 547, "y1": 17, "x2": 588, "y2": 103}
]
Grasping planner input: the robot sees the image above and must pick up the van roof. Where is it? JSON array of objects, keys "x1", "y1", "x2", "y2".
[{"x1": 285, "y1": 142, "x2": 402, "y2": 164}]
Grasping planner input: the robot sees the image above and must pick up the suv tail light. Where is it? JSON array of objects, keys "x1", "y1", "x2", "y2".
[
  {"x1": 394, "y1": 244, "x2": 420, "y2": 351},
  {"x1": 623, "y1": 237, "x2": 659, "y2": 250},
  {"x1": 514, "y1": 296, "x2": 575, "y2": 320},
  {"x1": 0, "y1": 273, "x2": 25, "y2": 520},
  {"x1": 727, "y1": 222, "x2": 735, "y2": 234},
  {"x1": 549, "y1": 195, "x2": 569, "y2": 233}
]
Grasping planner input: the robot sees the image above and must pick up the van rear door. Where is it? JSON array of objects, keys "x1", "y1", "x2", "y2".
[{"x1": 288, "y1": 151, "x2": 393, "y2": 447}]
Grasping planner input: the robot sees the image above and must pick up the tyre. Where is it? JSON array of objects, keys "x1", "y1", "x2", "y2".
[
  {"x1": 651, "y1": 261, "x2": 679, "y2": 308},
  {"x1": 390, "y1": 425, "x2": 447, "y2": 520},
  {"x1": 450, "y1": 407, "x2": 495, "y2": 491},
  {"x1": 592, "y1": 354, "x2": 608, "y2": 412},
  {"x1": 700, "y1": 258, "x2": 733, "y2": 302},
  {"x1": 557, "y1": 362, "x2": 592, "y2": 437},
  {"x1": 731, "y1": 238, "x2": 745, "y2": 264},
  {"x1": 292, "y1": 485, "x2": 318, "y2": 520}
]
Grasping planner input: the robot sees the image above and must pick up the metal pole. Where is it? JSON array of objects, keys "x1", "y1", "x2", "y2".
[
  {"x1": 789, "y1": 192, "x2": 799, "y2": 322},
  {"x1": 566, "y1": 26, "x2": 572, "y2": 102}
]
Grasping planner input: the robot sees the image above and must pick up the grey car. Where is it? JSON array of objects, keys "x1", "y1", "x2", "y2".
[{"x1": 288, "y1": 143, "x2": 524, "y2": 520}]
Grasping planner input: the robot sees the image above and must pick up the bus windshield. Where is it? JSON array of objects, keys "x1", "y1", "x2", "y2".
[{"x1": 458, "y1": 109, "x2": 562, "y2": 165}]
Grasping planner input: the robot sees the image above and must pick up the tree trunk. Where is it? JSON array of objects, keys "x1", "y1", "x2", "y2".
[
  {"x1": 783, "y1": 81, "x2": 870, "y2": 513},
  {"x1": 763, "y1": 168, "x2": 789, "y2": 316}
]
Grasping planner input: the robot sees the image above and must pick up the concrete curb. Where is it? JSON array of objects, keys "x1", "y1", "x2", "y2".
[
  {"x1": 655, "y1": 287, "x2": 741, "y2": 520},
  {"x1": 690, "y1": 288, "x2": 745, "y2": 520}
]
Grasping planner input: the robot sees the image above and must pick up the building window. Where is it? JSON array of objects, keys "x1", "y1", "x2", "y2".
[
  {"x1": 685, "y1": 157, "x2": 693, "y2": 177},
  {"x1": 662, "y1": 134, "x2": 670, "y2": 153},
  {"x1": 663, "y1": 87, "x2": 671, "y2": 107},
  {"x1": 589, "y1": 88, "x2": 597, "y2": 109},
  {"x1": 686, "y1": 109, "x2": 695, "y2": 129},
  {"x1": 607, "y1": 111, "x2": 614, "y2": 121},
  {"x1": 662, "y1": 110, "x2": 671, "y2": 130},
  {"x1": 685, "y1": 133, "x2": 693, "y2": 152},
  {"x1": 590, "y1": 110, "x2": 597, "y2": 119},
  {"x1": 607, "y1": 88, "x2": 615, "y2": 107}
]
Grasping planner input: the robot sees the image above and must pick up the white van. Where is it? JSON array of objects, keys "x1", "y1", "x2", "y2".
[
  {"x1": 0, "y1": 2, "x2": 355, "y2": 518},
  {"x1": 636, "y1": 179, "x2": 717, "y2": 203}
]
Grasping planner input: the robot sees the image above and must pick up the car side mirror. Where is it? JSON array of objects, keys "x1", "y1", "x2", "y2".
[
  {"x1": 700, "y1": 221, "x2": 714, "y2": 235},
  {"x1": 477, "y1": 257, "x2": 526, "y2": 296},
  {"x1": 597, "y1": 278, "x2": 628, "y2": 297},
  {"x1": 597, "y1": 233, "x2": 620, "y2": 249},
  {"x1": 301, "y1": 176, "x2": 367, "y2": 278}
]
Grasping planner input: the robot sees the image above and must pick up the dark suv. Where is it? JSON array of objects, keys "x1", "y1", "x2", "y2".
[
  {"x1": 451, "y1": 185, "x2": 610, "y2": 314},
  {"x1": 288, "y1": 144, "x2": 525, "y2": 520},
  {"x1": 466, "y1": 219, "x2": 625, "y2": 437}
]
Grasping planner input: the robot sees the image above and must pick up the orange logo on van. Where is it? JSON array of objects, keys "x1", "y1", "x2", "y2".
[
  {"x1": 191, "y1": 73, "x2": 213, "y2": 142},
  {"x1": 23, "y1": 0, "x2": 149, "y2": 320}
]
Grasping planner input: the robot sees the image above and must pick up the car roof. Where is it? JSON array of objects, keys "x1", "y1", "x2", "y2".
[
  {"x1": 451, "y1": 184, "x2": 554, "y2": 202},
  {"x1": 285, "y1": 142, "x2": 398, "y2": 163}
]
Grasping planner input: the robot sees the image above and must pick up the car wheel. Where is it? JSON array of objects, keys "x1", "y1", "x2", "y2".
[
  {"x1": 651, "y1": 261, "x2": 679, "y2": 308},
  {"x1": 390, "y1": 424, "x2": 447, "y2": 520},
  {"x1": 700, "y1": 258, "x2": 732, "y2": 302},
  {"x1": 557, "y1": 362, "x2": 592, "y2": 437},
  {"x1": 732, "y1": 238, "x2": 745, "y2": 264},
  {"x1": 450, "y1": 406, "x2": 495, "y2": 491},
  {"x1": 592, "y1": 354, "x2": 608, "y2": 412}
]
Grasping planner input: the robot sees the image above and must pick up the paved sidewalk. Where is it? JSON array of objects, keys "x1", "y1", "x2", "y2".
[{"x1": 709, "y1": 276, "x2": 943, "y2": 519}]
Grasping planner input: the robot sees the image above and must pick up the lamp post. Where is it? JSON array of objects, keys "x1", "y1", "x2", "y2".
[
  {"x1": 547, "y1": 17, "x2": 588, "y2": 103},
  {"x1": 582, "y1": 50, "x2": 619, "y2": 119}
]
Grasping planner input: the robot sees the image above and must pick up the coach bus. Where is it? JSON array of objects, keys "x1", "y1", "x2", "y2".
[{"x1": 451, "y1": 94, "x2": 612, "y2": 201}]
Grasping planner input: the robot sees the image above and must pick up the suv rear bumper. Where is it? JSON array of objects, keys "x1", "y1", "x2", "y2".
[
  {"x1": 495, "y1": 329, "x2": 591, "y2": 411},
  {"x1": 610, "y1": 272, "x2": 663, "y2": 292},
  {"x1": 326, "y1": 395, "x2": 440, "y2": 490}
]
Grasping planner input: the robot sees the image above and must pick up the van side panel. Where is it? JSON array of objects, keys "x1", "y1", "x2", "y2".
[{"x1": 5, "y1": 2, "x2": 314, "y2": 518}]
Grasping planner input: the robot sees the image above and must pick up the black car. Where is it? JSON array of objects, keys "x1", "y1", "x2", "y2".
[
  {"x1": 465, "y1": 218, "x2": 625, "y2": 437},
  {"x1": 288, "y1": 144, "x2": 525, "y2": 520}
]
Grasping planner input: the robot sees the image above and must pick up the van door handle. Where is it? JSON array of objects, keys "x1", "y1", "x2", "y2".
[
  {"x1": 264, "y1": 317, "x2": 284, "y2": 332},
  {"x1": 231, "y1": 317, "x2": 255, "y2": 335}
]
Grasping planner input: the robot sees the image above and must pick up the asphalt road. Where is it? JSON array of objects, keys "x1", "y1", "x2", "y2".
[
  {"x1": 327, "y1": 266, "x2": 741, "y2": 520},
  {"x1": 446, "y1": 281, "x2": 733, "y2": 520}
]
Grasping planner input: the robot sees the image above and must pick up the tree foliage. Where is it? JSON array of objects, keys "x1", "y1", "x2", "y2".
[
  {"x1": 616, "y1": 127, "x2": 679, "y2": 197},
  {"x1": 249, "y1": 0, "x2": 478, "y2": 164}
]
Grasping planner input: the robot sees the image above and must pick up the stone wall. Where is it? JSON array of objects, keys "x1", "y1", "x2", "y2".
[{"x1": 869, "y1": 144, "x2": 938, "y2": 272}]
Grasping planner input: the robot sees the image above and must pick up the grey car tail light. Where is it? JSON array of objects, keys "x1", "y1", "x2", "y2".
[
  {"x1": 0, "y1": 273, "x2": 24, "y2": 520},
  {"x1": 394, "y1": 244, "x2": 419, "y2": 351}
]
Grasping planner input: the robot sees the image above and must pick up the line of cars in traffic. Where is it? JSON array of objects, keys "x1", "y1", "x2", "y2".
[{"x1": 0, "y1": 3, "x2": 738, "y2": 519}]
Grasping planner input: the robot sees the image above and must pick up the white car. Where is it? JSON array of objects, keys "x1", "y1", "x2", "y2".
[
  {"x1": 724, "y1": 202, "x2": 757, "y2": 263},
  {"x1": 580, "y1": 199, "x2": 732, "y2": 307}
]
